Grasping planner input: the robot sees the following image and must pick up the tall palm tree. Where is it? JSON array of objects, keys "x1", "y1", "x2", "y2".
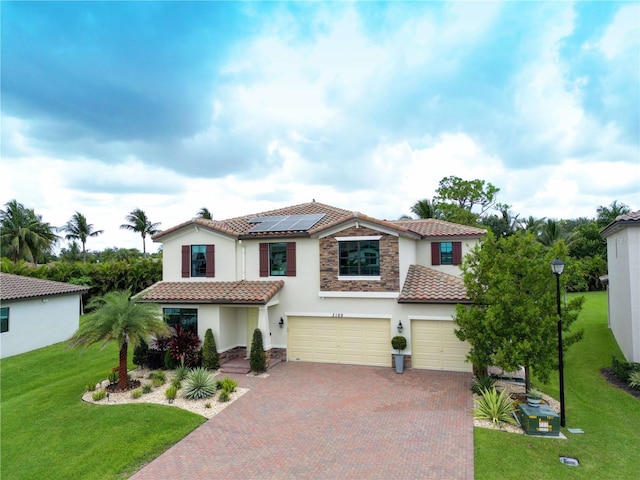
[
  {"x1": 197, "y1": 207, "x2": 212, "y2": 220},
  {"x1": 538, "y1": 219, "x2": 564, "y2": 247},
  {"x1": 69, "y1": 291, "x2": 170, "y2": 389},
  {"x1": 61, "y1": 211, "x2": 104, "y2": 262},
  {"x1": 519, "y1": 215, "x2": 546, "y2": 236},
  {"x1": 120, "y1": 208, "x2": 161, "y2": 256},
  {"x1": 0, "y1": 199, "x2": 58, "y2": 263},
  {"x1": 596, "y1": 200, "x2": 631, "y2": 227},
  {"x1": 410, "y1": 198, "x2": 441, "y2": 219}
]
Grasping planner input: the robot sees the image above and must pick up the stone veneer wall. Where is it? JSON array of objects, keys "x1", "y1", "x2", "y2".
[
  {"x1": 266, "y1": 347, "x2": 287, "y2": 365},
  {"x1": 218, "y1": 346, "x2": 245, "y2": 364},
  {"x1": 319, "y1": 225, "x2": 400, "y2": 292}
]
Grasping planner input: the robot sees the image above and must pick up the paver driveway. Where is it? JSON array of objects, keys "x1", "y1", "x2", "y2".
[{"x1": 130, "y1": 362, "x2": 474, "y2": 479}]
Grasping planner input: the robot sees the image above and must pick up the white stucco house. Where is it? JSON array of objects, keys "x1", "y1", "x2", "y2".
[
  {"x1": 601, "y1": 210, "x2": 640, "y2": 363},
  {"x1": 139, "y1": 201, "x2": 485, "y2": 372},
  {"x1": 0, "y1": 273, "x2": 89, "y2": 359}
]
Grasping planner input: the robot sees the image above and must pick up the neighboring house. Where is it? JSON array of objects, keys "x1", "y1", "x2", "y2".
[
  {"x1": 0, "y1": 273, "x2": 89, "y2": 359},
  {"x1": 601, "y1": 210, "x2": 640, "y2": 363},
  {"x1": 139, "y1": 201, "x2": 485, "y2": 372}
]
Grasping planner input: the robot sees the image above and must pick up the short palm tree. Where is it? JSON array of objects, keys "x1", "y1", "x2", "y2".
[
  {"x1": 69, "y1": 291, "x2": 170, "y2": 389},
  {"x1": 0, "y1": 199, "x2": 58, "y2": 263},
  {"x1": 61, "y1": 211, "x2": 103, "y2": 262},
  {"x1": 120, "y1": 208, "x2": 161, "y2": 256},
  {"x1": 197, "y1": 207, "x2": 212, "y2": 220}
]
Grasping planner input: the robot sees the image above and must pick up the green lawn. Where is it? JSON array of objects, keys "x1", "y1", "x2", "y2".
[
  {"x1": 475, "y1": 291, "x2": 640, "y2": 479},
  {"x1": 0, "y1": 340, "x2": 205, "y2": 479}
]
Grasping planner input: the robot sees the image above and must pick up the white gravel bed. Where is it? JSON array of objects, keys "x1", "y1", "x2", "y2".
[{"x1": 82, "y1": 368, "x2": 249, "y2": 419}]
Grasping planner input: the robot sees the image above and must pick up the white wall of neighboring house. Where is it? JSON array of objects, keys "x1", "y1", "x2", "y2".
[
  {"x1": 606, "y1": 227, "x2": 640, "y2": 362},
  {"x1": 1, "y1": 294, "x2": 81, "y2": 359}
]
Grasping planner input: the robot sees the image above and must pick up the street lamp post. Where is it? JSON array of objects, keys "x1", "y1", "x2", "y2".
[{"x1": 551, "y1": 258, "x2": 566, "y2": 427}]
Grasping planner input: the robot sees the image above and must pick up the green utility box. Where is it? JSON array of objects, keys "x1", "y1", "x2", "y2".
[{"x1": 518, "y1": 403, "x2": 560, "y2": 436}]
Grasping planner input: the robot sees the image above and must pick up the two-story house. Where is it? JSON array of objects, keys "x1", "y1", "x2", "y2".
[{"x1": 139, "y1": 201, "x2": 485, "y2": 372}]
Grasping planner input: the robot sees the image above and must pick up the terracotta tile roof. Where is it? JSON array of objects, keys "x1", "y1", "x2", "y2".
[
  {"x1": 137, "y1": 280, "x2": 284, "y2": 304},
  {"x1": 0, "y1": 273, "x2": 89, "y2": 301},
  {"x1": 390, "y1": 219, "x2": 486, "y2": 237},
  {"x1": 601, "y1": 210, "x2": 640, "y2": 237},
  {"x1": 398, "y1": 265, "x2": 470, "y2": 304}
]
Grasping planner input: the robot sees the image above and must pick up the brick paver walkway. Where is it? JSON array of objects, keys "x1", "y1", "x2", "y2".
[{"x1": 130, "y1": 362, "x2": 474, "y2": 479}]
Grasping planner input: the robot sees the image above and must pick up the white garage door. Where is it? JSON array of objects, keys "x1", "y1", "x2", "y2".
[
  {"x1": 411, "y1": 320, "x2": 472, "y2": 372},
  {"x1": 288, "y1": 316, "x2": 391, "y2": 367}
]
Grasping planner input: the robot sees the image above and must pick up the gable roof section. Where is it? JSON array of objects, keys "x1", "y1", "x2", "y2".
[
  {"x1": 398, "y1": 265, "x2": 470, "y2": 304},
  {"x1": 0, "y1": 273, "x2": 89, "y2": 301},
  {"x1": 390, "y1": 219, "x2": 486, "y2": 238},
  {"x1": 601, "y1": 210, "x2": 640, "y2": 237},
  {"x1": 137, "y1": 280, "x2": 284, "y2": 305},
  {"x1": 153, "y1": 201, "x2": 485, "y2": 241}
]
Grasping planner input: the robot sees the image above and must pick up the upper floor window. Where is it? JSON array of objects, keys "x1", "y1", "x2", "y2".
[
  {"x1": 1, "y1": 307, "x2": 8, "y2": 333},
  {"x1": 260, "y1": 242, "x2": 296, "y2": 277},
  {"x1": 182, "y1": 244, "x2": 215, "y2": 278},
  {"x1": 431, "y1": 241, "x2": 462, "y2": 266},
  {"x1": 339, "y1": 239, "x2": 380, "y2": 276}
]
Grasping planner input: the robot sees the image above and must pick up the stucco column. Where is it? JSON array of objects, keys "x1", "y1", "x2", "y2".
[{"x1": 258, "y1": 306, "x2": 271, "y2": 349}]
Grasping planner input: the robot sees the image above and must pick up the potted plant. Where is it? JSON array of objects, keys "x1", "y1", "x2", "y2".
[
  {"x1": 391, "y1": 335, "x2": 407, "y2": 374},
  {"x1": 526, "y1": 388, "x2": 543, "y2": 407}
]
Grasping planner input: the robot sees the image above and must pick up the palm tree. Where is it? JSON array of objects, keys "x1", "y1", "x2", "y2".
[
  {"x1": 519, "y1": 215, "x2": 546, "y2": 236},
  {"x1": 410, "y1": 198, "x2": 441, "y2": 219},
  {"x1": 538, "y1": 219, "x2": 564, "y2": 247},
  {"x1": 0, "y1": 199, "x2": 58, "y2": 263},
  {"x1": 197, "y1": 207, "x2": 212, "y2": 220},
  {"x1": 596, "y1": 200, "x2": 631, "y2": 227},
  {"x1": 61, "y1": 211, "x2": 104, "y2": 262},
  {"x1": 120, "y1": 208, "x2": 161, "y2": 256},
  {"x1": 69, "y1": 291, "x2": 170, "y2": 389}
]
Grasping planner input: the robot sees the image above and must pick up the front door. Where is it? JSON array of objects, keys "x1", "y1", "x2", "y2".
[{"x1": 246, "y1": 308, "x2": 259, "y2": 357}]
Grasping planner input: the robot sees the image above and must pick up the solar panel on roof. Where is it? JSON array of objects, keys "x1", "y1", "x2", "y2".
[{"x1": 247, "y1": 213, "x2": 325, "y2": 233}]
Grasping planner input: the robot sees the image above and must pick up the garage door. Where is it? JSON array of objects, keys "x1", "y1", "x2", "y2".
[
  {"x1": 411, "y1": 320, "x2": 472, "y2": 372},
  {"x1": 288, "y1": 316, "x2": 391, "y2": 367}
]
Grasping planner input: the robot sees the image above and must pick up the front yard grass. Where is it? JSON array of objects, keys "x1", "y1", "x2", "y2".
[
  {"x1": 475, "y1": 291, "x2": 640, "y2": 479},
  {"x1": 0, "y1": 340, "x2": 205, "y2": 479}
]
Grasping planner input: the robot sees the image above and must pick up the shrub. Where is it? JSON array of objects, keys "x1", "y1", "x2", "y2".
[
  {"x1": 471, "y1": 375, "x2": 496, "y2": 395},
  {"x1": 150, "y1": 371, "x2": 166, "y2": 387},
  {"x1": 629, "y1": 371, "x2": 640, "y2": 389},
  {"x1": 391, "y1": 335, "x2": 407, "y2": 352},
  {"x1": 165, "y1": 386, "x2": 178, "y2": 401},
  {"x1": 131, "y1": 389, "x2": 143, "y2": 399},
  {"x1": 219, "y1": 377, "x2": 237, "y2": 393},
  {"x1": 250, "y1": 328, "x2": 267, "y2": 374},
  {"x1": 218, "y1": 389, "x2": 230, "y2": 402},
  {"x1": 107, "y1": 368, "x2": 118, "y2": 384},
  {"x1": 92, "y1": 390, "x2": 107, "y2": 401},
  {"x1": 174, "y1": 359, "x2": 189, "y2": 381},
  {"x1": 205, "y1": 402, "x2": 212, "y2": 409},
  {"x1": 167, "y1": 325, "x2": 202, "y2": 367},
  {"x1": 473, "y1": 388, "x2": 518, "y2": 427},
  {"x1": 86, "y1": 381, "x2": 97, "y2": 392},
  {"x1": 171, "y1": 377, "x2": 182, "y2": 389},
  {"x1": 133, "y1": 339, "x2": 150, "y2": 367},
  {"x1": 183, "y1": 367, "x2": 217, "y2": 400},
  {"x1": 164, "y1": 349, "x2": 177, "y2": 370},
  {"x1": 201, "y1": 328, "x2": 220, "y2": 370},
  {"x1": 611, "y1": 356, "x2": 640, "y2": 382},
  {"x1": 142, "y1": 384, "x2": 153, "y2": 394}
]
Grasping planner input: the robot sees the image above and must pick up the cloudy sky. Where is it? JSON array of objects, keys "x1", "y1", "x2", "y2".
[{"x1": 2, "y1": 1, "x2": 638, "y2": 253}]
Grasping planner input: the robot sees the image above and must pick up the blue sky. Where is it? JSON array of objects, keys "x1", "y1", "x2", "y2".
[{"x1": 2, "y1": 1, "x2": 638, "y2": 252}]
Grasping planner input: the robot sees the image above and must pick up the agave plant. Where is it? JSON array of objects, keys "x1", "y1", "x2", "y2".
[
  {"x1": 183, "y1": 367, "x2": 217, "y2": 400},
  {"x1": 473, "y1": 387, "x2": 518, "y2": 427}
]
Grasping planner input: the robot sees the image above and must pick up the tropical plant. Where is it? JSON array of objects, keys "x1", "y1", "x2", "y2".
[
  {"x1": 150, "y1": 371, "x2": 167, "y2": 387},
  {"x1": 68, "y1": 290, "x2": 170, "y2": 389},
  {"x1": 60, "y1": 211, "x2": 104, "y2": 262},
  {"x1": 410, "y1": 198, "x2": 441, "y2": 219},
  {"x1": 218, "y1": 390, "x2": 230, "y2": 402},
  {"x1": 174, "y1": 358, "x2": 189, "y2": 381},
  {"x1": 142, "y1": 384, "x2": 153, "y2": 394},
  {"x1": 92, "y1": 390, "x2": 107, "y2": 401},
  {"x1": 183, "y1": 367, "x2": 217, "y2": 400},
  {"x1": 629, "y1": 371, "x2": 640, "y2": 389},
  {"x1": 201, "y1": 328, "x2": 220, "y2": 370},
  {"x1": 0, "y1": 200, "x2": 58, "y2": 263},
  {"x1": 471, "y1": 375, "x2": 496, "y2": 395},
  {"x1": 120, "y1": 208, "x2": 161, "y2": 256},
  {"x1": 538, "y1": 219, "x2": 564, "y2": 247},
  {"x1": 166, "y1": 325, "x2": 202, "y2": 367},
  {"x1": 526, "y1": 388, "x2": 543, "y2": 400},
  {"x1": 165, "y1": 386, "x2": 178, "y2": 401},
  {"x1": 250, "y1": 328, "x2": 267, "y2": 373},
  {"x1": 218, "y1": 377, "x2": 237, "y2": 393},
  {"x1": 596, "y1": 200, "x2": 631, "y2": 227},
  {"x1": 473, "y1": 387, "x2": 517, "y2": 427},
  {"x1": 131, "y1": 389, "x2": 143, "y2": 399},
  {"x1": 197, "y1": 207, "x2": 213, "y2": 220}
]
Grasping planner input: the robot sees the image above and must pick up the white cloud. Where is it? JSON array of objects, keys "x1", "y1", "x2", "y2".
[{"x1": 598, "y1": 3, "x2": 640, "y2": 59}]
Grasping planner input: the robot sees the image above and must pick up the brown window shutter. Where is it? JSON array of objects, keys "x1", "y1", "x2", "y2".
[
  {"x1": 286, "y1": 242, "x2": 296, "y2": 276},
  {"x1": 181, "y1": 245, "x2": 190, "y2": 277},
  {"x1": 431, "y1": 242, "x2": 441, "y2": 266},
  {"x1": 452, "y1": 242, "x2": 462, "y2": 265},
  {"x1": 259, "y1": 243, "x2": 269, "y2": 277},
  {"x1": 206, "y1": 244, "x2": 215, "y2": 277}
]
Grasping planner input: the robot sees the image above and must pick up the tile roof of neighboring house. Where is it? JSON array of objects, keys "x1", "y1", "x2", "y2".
[
  {"x1": 153, "y1": 201, "x2": 485, "y2": 241},
  {"x1": 0, "y1": 273, "x2": 89, "y2": 301},
  {"x1": 398, "y1": 265, "x2": 470, "y2": 304},
  {"x1": 601, "y1": 210, "x2": 640, "y2": 237},
  {"x1": 137, "y1": 280, "x2": 284, "y2": 305},
  {"x1": 390, "y1": 219, "x2": 486, "y2": 237}
]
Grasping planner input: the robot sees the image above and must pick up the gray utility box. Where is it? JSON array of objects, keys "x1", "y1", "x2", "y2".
[{"x1": 518, "y1": 403, "x2": 560, "y2": 436}]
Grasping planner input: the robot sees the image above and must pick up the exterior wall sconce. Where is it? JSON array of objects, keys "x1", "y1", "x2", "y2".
[
  {"x1": 279, "y1": 317, "x2": 285, "y2": 328},
  {"x1": 397, "y1": 320, "x2": 404, "y2": 333}
]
